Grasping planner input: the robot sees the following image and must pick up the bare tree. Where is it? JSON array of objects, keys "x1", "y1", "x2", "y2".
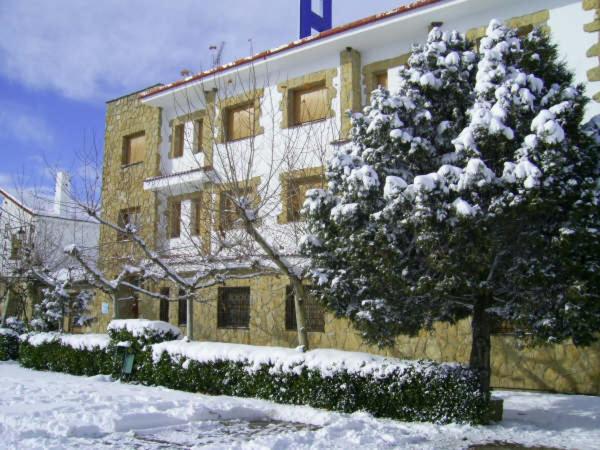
[{"x1": 160, "y1": 63, "x2": 340, "y2": 349}]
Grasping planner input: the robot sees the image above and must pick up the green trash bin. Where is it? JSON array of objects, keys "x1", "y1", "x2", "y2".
[{"x1": 114, "y1": 341, "x2": 135, "y2": 379}]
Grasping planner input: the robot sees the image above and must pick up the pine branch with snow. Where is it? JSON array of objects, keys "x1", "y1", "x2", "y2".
[{"x1": 303, "y1": 21, "x2": 600, "y2": 394}]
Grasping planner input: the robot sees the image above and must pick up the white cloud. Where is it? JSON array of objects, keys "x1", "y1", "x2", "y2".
[
  {"x1": 0, "y1": 101, "x2": 54, "y2": 146},
  {"x1": 0, "y1": 0, "x2": 404, "y2": 102}
]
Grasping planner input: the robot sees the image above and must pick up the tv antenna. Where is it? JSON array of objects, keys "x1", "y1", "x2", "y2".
[{"x1": 209, "y1": 42, "x2": 226, "y2": 67}]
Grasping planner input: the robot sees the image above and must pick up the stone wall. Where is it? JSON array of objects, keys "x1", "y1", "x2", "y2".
[
  {"x1": 91, "y1": 89, "x2": 162, "y2": 332},
  {"x1": 128, "y1": 273, "x2": 600, "y2": 395}
]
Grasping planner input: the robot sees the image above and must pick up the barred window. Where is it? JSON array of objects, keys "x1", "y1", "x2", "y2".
[
  {"x1": 159, "y1": 287, "x2": 170, "y2": 323},
  {"x1": 285, "y1": 286, "x2": 325, "y2": 332},
  {"x1": 218, "y1": 287, "x2": 250, "y2": 329},
  {"x1": 178, "y1": 289, "x2": 187, "y2": 326},
  {"x1": 116, "y1": 282, "x2": 138, "y2": 319}
]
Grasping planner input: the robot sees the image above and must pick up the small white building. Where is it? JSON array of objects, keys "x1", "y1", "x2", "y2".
[{"x1": 0, "y1": 173, "x2": 99, "y2": 321}]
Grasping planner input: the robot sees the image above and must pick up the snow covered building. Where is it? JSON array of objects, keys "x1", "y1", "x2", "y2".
[
  {"x1": 0, "y1": 173, "x2": 100, "y2": 327},
  {"x1": 93, "y1": 0, "x2": 600, "y2": 394}
]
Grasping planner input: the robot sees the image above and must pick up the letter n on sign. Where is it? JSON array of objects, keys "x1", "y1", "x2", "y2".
[{"x1": 300, "y1": 0, "x2": 332, "y2": 39}]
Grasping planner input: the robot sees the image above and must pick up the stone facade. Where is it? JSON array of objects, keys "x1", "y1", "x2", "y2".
[
  {"x1": 584, "y1": 0, "x2": 600, "y2": 101},
  {"x1": 339, "y1": 49, "x2": 362, "y2": 138},
  {"x1": 92, "y1": 88, "x2": 162, "y2": 331},
  {"x1": 105, "y1": 272, "x2": 600, "y2": 395}
]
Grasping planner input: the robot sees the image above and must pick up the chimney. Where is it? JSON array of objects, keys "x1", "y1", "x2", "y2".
[{"x1": 54, "y1": 171, "x2": 71, "y2": 217}]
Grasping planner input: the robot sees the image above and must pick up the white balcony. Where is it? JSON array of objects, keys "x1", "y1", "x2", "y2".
[{"x1": 143, "y1": 167, "x2": 215, "y2": 194}]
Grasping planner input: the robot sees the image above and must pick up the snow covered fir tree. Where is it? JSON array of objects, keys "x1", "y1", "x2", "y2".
[{"x1": 302, "y1": 20, "x2": 600, "y2": 394}]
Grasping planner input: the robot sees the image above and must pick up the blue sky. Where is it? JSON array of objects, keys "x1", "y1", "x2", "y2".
[{"x1": 0, "y1": 0, "x2": 405, "y2": 197}]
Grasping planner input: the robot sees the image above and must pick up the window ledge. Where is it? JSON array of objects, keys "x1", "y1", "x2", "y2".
[
  {"x1": 217, "y1": 326, "x2": 250, "y2": 330},
  {"x1": 121, "y1": 161, "x2": 144, "y2": 169},
  {"x1": 287, "y1": 118, "x2": 328, "y2": 130},
  {"x1": 224, "y1": 135, "x2": 261, "y2": 144}
]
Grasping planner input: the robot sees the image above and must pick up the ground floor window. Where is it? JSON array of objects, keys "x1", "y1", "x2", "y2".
[
  {"x1": 160, "y1": 287, "x2": 170, "y2": 323},
  {"x1": 178, "y1": 289, "x2": 187, "y2": 326},
  {"x1": 285, "y1": 286, "x2": 325, "y2": 332},
  {"x1": 218, "y1": 287, "x2": 250, "y2": 329}
]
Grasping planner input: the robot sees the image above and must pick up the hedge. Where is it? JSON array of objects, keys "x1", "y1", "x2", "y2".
[
  {"x1": 0, "y1": 328, "x2": 19, "y2": 361},
  {"x1": 133, "y1": 342, "x2": 489, "y2": 424},
  {"x1": 13, "y1": 320, "x2": 490, "y2": 424},
  {"x1": 19, "y1": 333, "x2": 113, "y2": 376}
]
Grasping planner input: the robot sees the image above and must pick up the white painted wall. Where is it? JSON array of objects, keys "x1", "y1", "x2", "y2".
[{"x1": 144, "y1": 0, "x2": 596, "y2": 256}]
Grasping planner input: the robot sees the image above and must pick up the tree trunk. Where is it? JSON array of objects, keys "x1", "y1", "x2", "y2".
[
  {"x1": 290, "y1": 277, "x2": 309, "y2": 351},
  {"x1": 1, "y1": 288, "x2": 12, "y2": 326},
  {"x1": 470, "y1": 296, "x2": 492, "y2": 395},
  {"x1": 242, "y1": 219, "x2": 310, "y2": 350},
  {"x1": 186, "y1": 294, "x2": 194, "y2": 340}
]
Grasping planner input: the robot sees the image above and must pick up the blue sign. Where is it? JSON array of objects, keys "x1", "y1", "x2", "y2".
[{"x1": 300, "y1": 0, "x2": 332, "y2": 39}]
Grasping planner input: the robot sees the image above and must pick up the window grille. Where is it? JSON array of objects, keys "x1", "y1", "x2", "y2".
[
  {"x1": 218, "y1": 287, "x2": 250, "y2": 329},
  {"x1": 178, "y1": 289, "x2": 187, "y2": 326},
  {"x1": 159, "y1": 287, "x2": 170, "y2": 323},
  {"x1": 285, "y1": 286, "x2": 325, "y2": 332}
]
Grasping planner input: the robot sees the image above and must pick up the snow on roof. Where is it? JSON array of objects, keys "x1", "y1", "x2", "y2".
[{"x1": 140, "y1": 0, "x2": 444, "y2": 100}]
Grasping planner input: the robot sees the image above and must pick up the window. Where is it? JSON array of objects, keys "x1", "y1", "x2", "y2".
[
  {"x1": 9, "y1": 235, "x2": 22, "y2": 260},
  {"x1": 159, "y1": 287, "x2": 170, "y2": 323},
  {"x1": 218, "y1": 287, "x2": 250, "y2": 329},
  {"x1": 122, "y1": 131, "x2": 146, "y2": 166},
  {"x1": 117, "y1": 207, "x2": 141, "y2": 241},
  {"x1": 172, "y1": 124, "x2": 185, "y2": 158},
  {"x1": 286, "y1": 175, "x2": 322, "y2": 222},
  {"x1": 285, "y1": 286, "x2": 325, "y2": 332},
  {"x1": 226, "y1": 103, "x2": 256, "y2": 141},
  {"x1": 292, "y1": 82, "x2": 328, "y2": 125},
  {"x1": 192, "y1": 198, "x2": 202, "y2": 236},
  {"x1": 178, "y1": 289, "x2": 187, "y2": 326},
  {"x1": 169, "y1": 200, "x2": 181, "y2": 239},
  {"x1": 116, "y1": 282, "x2": 138, "y2": 319},
  {"x1": 375, "y1": 71, "x2": 388, "y2": 89},
  {"x1": 219, "y1": 187, "x2": 253, "y2": 231},
  {"x1": 194, "y1": 119, "x2": 203, "y2": 153}
]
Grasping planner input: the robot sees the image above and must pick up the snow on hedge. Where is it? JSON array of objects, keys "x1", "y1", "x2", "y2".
[
  {"x1": 20, "y1": 332, "x2": 110, "y2": 351},
  {"x1": 108, "y1": 319, "x2": 182, "y2": 340},
  {"x1": 0, "y1": 328, "x2": 18, "y2": 337},
  {"x1": 152, "y1": 340, "x2": 461, "y2": 378}
]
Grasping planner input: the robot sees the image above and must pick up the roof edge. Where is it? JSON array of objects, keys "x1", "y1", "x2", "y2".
[
  {"x1": 0, "y1": 187, "x2": 35, "y2": 216},
  {"x1": 140, "y1": 0, "x2": 445, "y2": 100}
]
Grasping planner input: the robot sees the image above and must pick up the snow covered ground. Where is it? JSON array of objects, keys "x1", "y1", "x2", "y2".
[{"x1": 0, "y1": 362, "x2": 598, "y2": 449}]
